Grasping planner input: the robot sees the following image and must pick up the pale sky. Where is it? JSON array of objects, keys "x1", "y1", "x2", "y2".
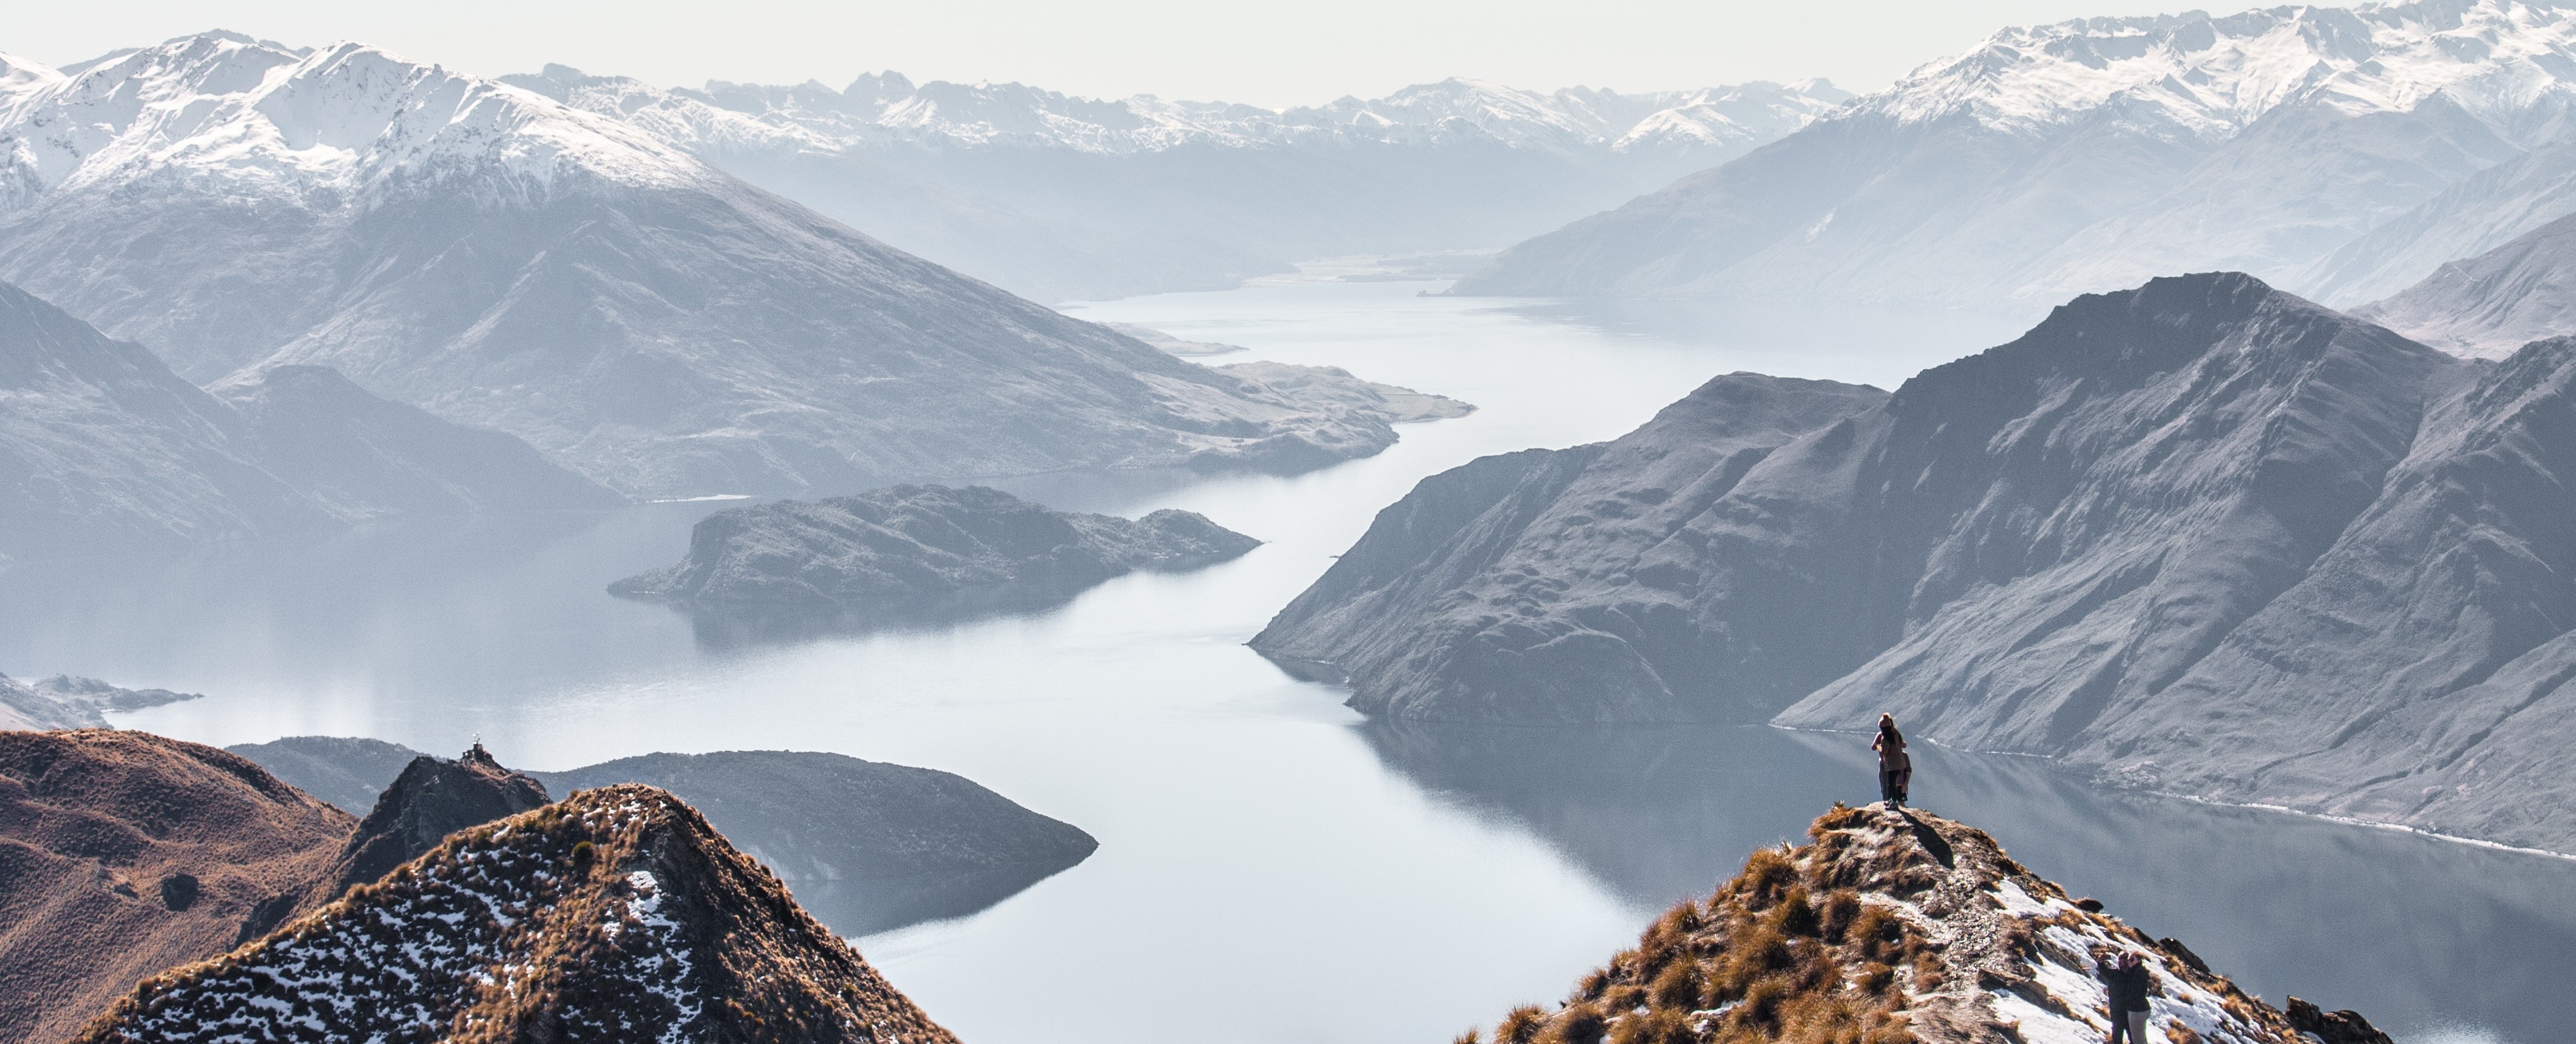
[{"x1": 18, "y1": 1, "x2": 2269, "y2": 108}]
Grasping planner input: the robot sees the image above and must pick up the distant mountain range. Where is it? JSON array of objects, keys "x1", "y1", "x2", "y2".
[
  {"x1": 1457, "y1": 0, "x2": 2576, "y2": 328},
  {"x1": 504, "y1": 65, "x2": 1849, "y2": 302},
  {"x1": 0, "y1": 33, "x2": 1464, "y2": 508},
  {"x1": 1261, "y1": 271, "x2": 2576, "y2": 854}
]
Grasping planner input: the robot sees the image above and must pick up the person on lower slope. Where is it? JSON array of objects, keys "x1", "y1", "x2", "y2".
[
  {"x1": 1872, "y1": 714, "x2": 1911, "y2": 809},
  {"x1": 2096, "y1": 951, "x2": 2152, "y2": 1043}
]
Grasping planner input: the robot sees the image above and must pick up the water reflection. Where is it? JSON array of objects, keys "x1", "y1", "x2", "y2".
[{"x1": 1363, "y1": 719, "x2": 2570, "y2": 1043}]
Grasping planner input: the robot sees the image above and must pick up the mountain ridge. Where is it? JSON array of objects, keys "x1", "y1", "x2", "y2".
[
  {"x1": 1453, "y1": 0, "x2": 2576, "y2": 309},
  {"x1": 1262, "y1": 272, "x2": 2576, "y2": 852}
]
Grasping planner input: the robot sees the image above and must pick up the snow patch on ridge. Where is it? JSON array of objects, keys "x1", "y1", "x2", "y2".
[{"x1": 1861, "y1": 0, "x2": 2576, "y2": 143}]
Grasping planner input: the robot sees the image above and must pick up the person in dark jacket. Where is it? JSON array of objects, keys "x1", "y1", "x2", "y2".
[
  {"x1": 1872, "y1": 714, "x2": 1912, "y2": 809},
  {"x1": 2096, "y1": 951, "x2": 2151, "y2": 1043}
]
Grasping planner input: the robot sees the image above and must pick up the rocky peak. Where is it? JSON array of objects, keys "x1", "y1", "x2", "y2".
[
  {"x1": 332, "y1": 745, "x2": 549, "y2": 893},
  {"x1": 75, "y1": 785, "x2": 961, "y2": 1044},
  {"x1": 1468, "y1": 803, "x2": 2381, "y2": 1044}
]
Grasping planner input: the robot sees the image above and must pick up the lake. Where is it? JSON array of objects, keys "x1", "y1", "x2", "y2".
[{"x1": 1, "y1": 267, "x2": 2559, "y2": 1043}]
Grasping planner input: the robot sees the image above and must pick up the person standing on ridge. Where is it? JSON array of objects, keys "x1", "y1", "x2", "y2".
[
  {"x1": 1873, "y1": 714, "x2": 1911, "y2": 809},
  {"x1": 2095, "y1": 951, "x2": 2152, "y2": 1043}
]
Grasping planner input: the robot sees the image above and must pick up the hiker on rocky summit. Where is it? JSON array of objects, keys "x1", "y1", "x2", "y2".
[
  {"x1": 2096, "y1": 951, "x2": 2152, "y2": 1044},
  {"x1": 1872, "y1": 714, "x2": 1911, "y2": 809}
]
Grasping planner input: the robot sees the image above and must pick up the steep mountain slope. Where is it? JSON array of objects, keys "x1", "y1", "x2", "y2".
[
  {"x1": 505, "y1": 65, "x2": 1852, "y2": 302},
  {"x1": 1464, "y1": 803, "x2": 2381, "y2": 1044},
  {"x1": 211, "y1": 364, "x2": 622, "y2": 518},
  {"x1": 330, "y1": 745, "x2": 548, "y2": 894},
  {"x1": 2299, "y1": 128, "x2": 2576, "y2": 305},
  {"x1": 1456, "y1": 0, "x2": 2576, "y2": 308},
  {"x1": 2354, "y1": 207, "x2": 2576, "y2": 354},
  {"x1": 0, "y1": 278, "x2": 618, "y2": 561},
  {"x1": 0, "y1": 278, "x2": 328, "y2": 557},
  {"x1": 0, "y1": 730, "x2": 353, "y2": 1044},
  {"x1": 0, "y1": 33, "x2": 1455, "y2": 499},
  {"x1": 1252, "y1": 372, "x2": 1890, "y2": 720},
  {"x1": 1265, "y1": 273, "x2": 2576, "y2": 850},
  {"x1": 73, "y1": 784, "x2": 960, "y2": 1044}
]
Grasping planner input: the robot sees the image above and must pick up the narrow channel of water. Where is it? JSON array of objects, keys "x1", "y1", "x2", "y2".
[{"x1": 3, "y1": 272, "x2": 2553, "y2": 1043}]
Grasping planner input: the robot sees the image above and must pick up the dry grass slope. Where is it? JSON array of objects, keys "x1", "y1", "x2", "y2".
[
  {"x1": 0, "y1": 730, "x2": 353, "y2": 1044},
  {"x1": 1464, "y1": 804, "x2": 2355, "y2": 1044},
  {"x1": 73, "y1": 784, "x2": 959, "y2": 1044}
]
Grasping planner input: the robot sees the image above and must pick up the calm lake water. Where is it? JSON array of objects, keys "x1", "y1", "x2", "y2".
[{"x1": 2, "y1": 268, "x2": 2561, "y2": 1043}]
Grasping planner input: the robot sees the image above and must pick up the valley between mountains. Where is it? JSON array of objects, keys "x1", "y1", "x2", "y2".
[{"x1": 16, "y1": 2, "x2": 2576, "y2": 1043}]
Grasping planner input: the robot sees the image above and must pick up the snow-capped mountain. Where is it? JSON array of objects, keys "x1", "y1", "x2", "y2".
[
  {"x1": 0, "y1": 33, "x2": 1457, "y2": 498},
  {"x1": 502, "y1": 65, "x2": 1849, "y2": 301},
  {"x1": 1456, "y1": 0, "x2": 2576, "y2": 310}
]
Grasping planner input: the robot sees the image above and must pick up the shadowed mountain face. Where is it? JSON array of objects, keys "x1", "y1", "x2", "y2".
[
  {"x1": 331, "y1": 746, "x2": 550, "y2": 895},
  {"x1": 217, "y1": 737, "x2": 427, "y2": 815},
  {"x1": 0, "y1": 731, "x2": 354, "y2": 1044},
  {"x1": 0, "y1": 279, "x2": 620, "y2": 562},
  {"x1": 1251, "y1": 370, "x2": 1894, "y2": 721},
  {"x1": 1265, "y1": 272, "x2": 2576, "y2": 851},
  {"x1": 231, "y1": 740, "x2": 1099, "y2": 937},
  {"x1": 73, "y1": 785, "x2": 961, "y2": 1044},
  {"x1": 0, "y1": 35, "x2": 1458, "y2": 500}
]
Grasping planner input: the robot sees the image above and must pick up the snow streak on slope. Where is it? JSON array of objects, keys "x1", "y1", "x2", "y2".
[
  {"x1": 77, "y1": 785, "x2": 960, "y2": 1044},
  {"x1": 1864, "y1": 0, "x2": 2576, "y2": 137},
  {"x1": 0, "y1": 31, "x2": 704, "y2": 209}
]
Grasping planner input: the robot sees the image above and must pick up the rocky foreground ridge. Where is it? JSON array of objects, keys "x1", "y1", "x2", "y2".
[
  {"x1": 612, "y1": 484, "x2": 1261, "y2": 614},
  {"x1": 1258, "y1": 272, "x2": 2576, "y2": 852},
  {"x1": 1469, "y1": 803, "x2": 2385, "y2": 1044},
  {"x1": 73, "y1": 784, "x2": 957, "y2": 1044},
  {"x1": 7, "y1": 730, "x2": 1069, "y2": 1040}
]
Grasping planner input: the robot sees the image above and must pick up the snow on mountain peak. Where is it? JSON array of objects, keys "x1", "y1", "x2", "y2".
[
  {"x1": 508, "y1": 63, "x2": 1850, "y2": 158},
  {"x1": 0, "y1": 31, "x2": 711, "y2": 212},
  {"x1": 1862, "y1": 0, "x2": 2576, "y2": 141}
]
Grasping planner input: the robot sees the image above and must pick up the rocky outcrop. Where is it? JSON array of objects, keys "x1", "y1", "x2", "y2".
[
  {"x1": 1267, "y1": 272, "x2": 2576, "y2": 851},
  {"x1": 1251, "y1": 371, "x2": 1890, "y2": 720},
  {"x1": 233, "y1": 738, "x2": 1101, "y2": 935},
  {"x1": 0, "y1": 674, "x2": 201, "y2": 732},
  {"x1": 331, "y1": 745, "x2": 550, "y2": 895},
  {"x1": 72, "y1": 785, "x2": 961, "y2": 1044},
  {"x1": 612, "y1": 484, "x2": 1261, "y2": 615},
  {"x1": 0, "y1": 731, "x2": 354, "y2": 1044},
  {"x1": 534, "y1": 751, "x2": 1098, "y2": 935},
  {"x1": 1463, "y1": 803, "x2": 2379, "y2": 1044}
]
